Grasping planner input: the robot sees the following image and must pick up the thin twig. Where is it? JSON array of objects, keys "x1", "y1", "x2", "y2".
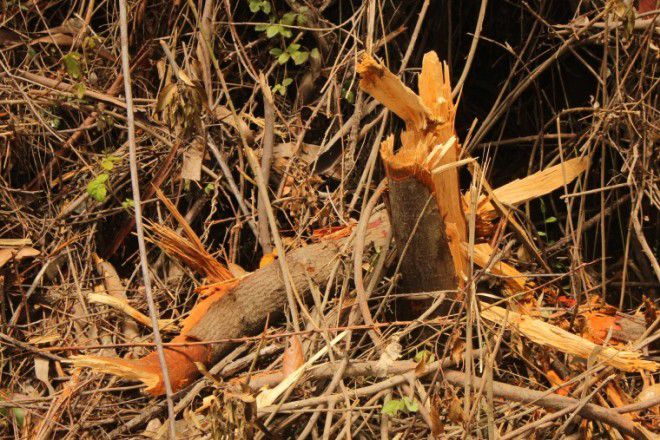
[{"x1": 117, "y1": 0, "x2": 176, "y2": 437}]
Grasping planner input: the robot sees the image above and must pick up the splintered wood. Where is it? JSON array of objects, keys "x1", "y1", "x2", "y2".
[
  {"x1": 358, "y1": 52, "x2": 657, "y2": 379},
  {"x1": 468, "y1": 157, "x2": 590, "y2": 220},
  {"x1": 480, "y1": 304, "x2": 658, "y2": 373}
]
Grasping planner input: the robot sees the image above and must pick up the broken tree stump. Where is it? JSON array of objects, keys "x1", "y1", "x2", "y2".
[{"x1": 357, "y1": 51, "x2": 467, "y2": 307}]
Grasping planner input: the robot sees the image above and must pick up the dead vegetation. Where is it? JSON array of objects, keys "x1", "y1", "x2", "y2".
[{"x1": 0, "y1": 0, "x2": 659, "y2": 439}]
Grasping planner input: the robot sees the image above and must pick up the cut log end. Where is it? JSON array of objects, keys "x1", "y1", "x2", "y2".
[{"x1": 71, "y1": 336, "x2": 212, "y2": 395}]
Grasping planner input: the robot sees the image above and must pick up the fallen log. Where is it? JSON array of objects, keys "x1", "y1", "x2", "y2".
[{"x1": 72, "y1": 211, "x2": 390, "y2": 395}]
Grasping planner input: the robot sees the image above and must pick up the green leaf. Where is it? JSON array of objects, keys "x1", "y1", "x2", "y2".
[
  {"x1": 382, "y1": 399, "x2": 405, "y2": 416},
  {"x1": 538, "y1": 231, "x2": 547, "y2": 237},
  {"x1": 310, "y1": 47, "x2": 320, "y2": 60},
  {"x1": 296, "y1": 7, "x2": 309, "y2": 25},
  {"x1": 280, "y1": 28, "x2": 292, "y2": 38},
  {"x1": 84, "y1": 35, "x2": 102, "y2": 50},
  {"x1": 402, "y1": 397, "x2": 419, "y2": 413},
  {"x1": 272, "y1": 84, "x2": 285, "y2": 95},
  {"x1": 282, "y1": 77, "x2": 293, "y2": 86},
  {"x1": 255, "y1": 23, "x2": 268, "y2": 31},
  {"x1": 414, "y1": 349, "x2": 434, "y2": 364},
  {"x1": 266, "y1": 24, "x2": 280, "y2": 38},
  {"x1": 269, "y1": 47, "x2": 283, "y2": 56},
  {"x1": 87, "y1": 173, "x2": 109, "y2": 202},
  {"x1": 280, "y1": 12, "x2": 296, "y2": 26},
  {"x1": 249, "y1": 0, "x2": 261, "y2": 12},
  {"x1": 62, "y1": 52, "x2": 82, "y2": 79},
  {"x1": 121, "y1": 198, "x2": 135, "y2": 209},
  {"x1": 545, "y1": 216, "x2": 557, "y2": 224},
  {"x1": 277, "y1": 52, "x2": 290, "y2": 64},
  {"x1": 100, "y1": 155, "x2": 119, "y2": 171},
  {"x1": 73, "y1": 82, "x2": 86, "y2": 99},
  {"x1": 291, "y1": 50, "x2": 309, "y2": 65},
  {"x1": 204, "y1": 183, "x2": 215, "y2": 195},
  {"x1": 12, "y1": 407, "x2": 25, "y2": 427},
  {"x1": 261, "y1": 2, "x2": 271, "y2": 13},
  {"x1": 287, "y1": 43, "x2": 301, "y2": 52}
]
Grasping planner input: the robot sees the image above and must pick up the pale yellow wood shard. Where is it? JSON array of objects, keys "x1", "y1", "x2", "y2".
[
  {"x1": 480, "y1": 303, "x2": 658, "y2": 373},
  {"x1": 419, "y1": 51, "x2": 444, "y2": 114},
  {"x1": 468, "y1": 243, "x2": 527, "y2": 292},
  {"x1": 87, "y1": 292, "x2": 178, "y2": 332},
  {"x1": 357, "y1": 53, "x2": 432, "y2": 132},
  {"x1": 473, "y1": 157, "x2": 590, "y2": 219},
  {"x1": 70, "y1": 355, "x2": 161, "y2": 391},
  {"x1": 0, "y1": 247, "x2": 40, "y2": 269},
  {"x1": 419, "y1": 52, "x2": 454, "y2": 141}
]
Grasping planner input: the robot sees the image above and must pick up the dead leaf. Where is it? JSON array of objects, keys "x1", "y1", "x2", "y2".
[
  {"x1": 34, "y1": 357, "x2": 54, "y2": 395},
  {"x1": 181, "y1": 137, "x2": 205, "y2": 181},
  {"x1": 447, "y1": 395, "x2": 464, "y2": 424},
  {"x1": 375, "y1": 336, "x2": 402, "y2": 376},
  {"x1": 0, "y1": 246, "x2": 40, "y2": 269},
  {"x1": 282, "y1": 336, "x2": 304, "y2": 377}
]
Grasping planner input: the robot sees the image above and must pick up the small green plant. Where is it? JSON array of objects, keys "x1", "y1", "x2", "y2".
[
  {"x1": 272, "y1": 78, "x2": 293, "y2": 95},
  {"x1": 270, "y1": 44, "x2": 312, "y2": 65},
  {"x1": 248, "y1": 0, "x2": 271, "y2": 13},
  {"x1": 83, "y1": 35, "x2": 103, "y2": 50},
  {"x1": 87, "y1": 155, "x2": 120, "y2": 203},
  {"x1": 257, "y1": 22, "x2": 293, "y2": 38},
  {"x1": 100, "y1": 155, "x2": 120, "y2": 171},
  {"x1": 280, "y1": 9, "x2": 308, "y2": 26},
  {"x1": 382, "y1": 397, "x2": 419, "y2": 416},
  {"x1": 255, "y1": 6, "x2": 308, "y2": 39},
  {"x1": 204, "y1": 182, "x2": 215, "y2": 195},
  {"x1": 121, "y1": 198, "x2": 135, "y2": 209},
  {"x1": 61, "y1": 51, "x2": 82, "y2": 79},
  {"x1": 87, "y1": 173, "x2": 109, "y2": 202}
]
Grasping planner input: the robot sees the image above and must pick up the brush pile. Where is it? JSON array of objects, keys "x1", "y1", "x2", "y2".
[{"x1": 1, "y1": 1, "x2": 658, "y2": 438}]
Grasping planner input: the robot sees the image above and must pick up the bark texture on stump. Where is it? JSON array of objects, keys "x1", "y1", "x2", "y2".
[{"x1": 387, "y1": 177, "x2": 457, "y2": 293}]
